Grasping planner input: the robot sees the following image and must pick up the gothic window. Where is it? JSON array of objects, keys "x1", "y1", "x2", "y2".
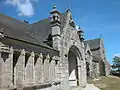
[
  {"x1": 34, "y1": 54, "x2": 39, "y2": 65},
  {"x1": 25, "y1": 53, "x2": 30, "y2": 67}
]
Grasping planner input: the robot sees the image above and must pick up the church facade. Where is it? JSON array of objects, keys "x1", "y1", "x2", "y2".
[{"x1": 0, "y1": 6, "x2": 110, "y2": 90}]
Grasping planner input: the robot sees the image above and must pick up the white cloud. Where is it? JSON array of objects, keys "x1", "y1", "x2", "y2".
[
  {"x1": 113, "y1": 53, "x2": 120, "y2": 57},
  {"x1": 5, "y1": 0, "x2": 37, "y2": 17}
]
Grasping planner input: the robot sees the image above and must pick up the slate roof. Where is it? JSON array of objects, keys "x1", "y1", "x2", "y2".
[
  {"x1": 84, "y1": 38, "x2": 101, "y2": 50},
  {"x1": 0, "y1": 13, "x2": 59, "y2": 56},
  {"x1": 1, "y1": 36, "x2": 58, "y2": 56},
  {"x1": 85, "y1": 38, "x2": 102, "y2": 62},
  {"x1": 29, "y1": 12, "x2": 67, "y2": 41}
]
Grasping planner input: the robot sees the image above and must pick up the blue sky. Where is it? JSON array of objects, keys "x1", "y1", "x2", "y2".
[{"x1": 0, "y1": 0, "x2": 120, "y2": 64}]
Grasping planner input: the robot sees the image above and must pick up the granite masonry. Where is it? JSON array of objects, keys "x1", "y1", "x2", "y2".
[{"x1": 0, "y1": 6, "x2": 111, "y2": 90}]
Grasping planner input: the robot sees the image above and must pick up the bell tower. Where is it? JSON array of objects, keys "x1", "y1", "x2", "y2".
[{"x1": 50, "y1": 5, "x2": 61, "y2": 51}]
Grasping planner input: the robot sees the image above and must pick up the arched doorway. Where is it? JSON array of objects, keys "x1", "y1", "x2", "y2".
[{"x1": 68, "y1": 45, "x2": 81, "y2": 86}]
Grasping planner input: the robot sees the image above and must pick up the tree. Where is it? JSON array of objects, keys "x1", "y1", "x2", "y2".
[{"x1": 112, "y1": 56, "x2": 120, "y2": 73}]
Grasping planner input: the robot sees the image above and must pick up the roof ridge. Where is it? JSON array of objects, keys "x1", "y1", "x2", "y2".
[
  {"x1": 85, "y1": 38, "x2": 101, "y2": 50},
  {"x1": 30, "y1": 18, "x2": 49, "y2": 25},
  {"x1": 0, "y1": 13, "x2": 29, "y2": 25},
  {"x1": 30, "y1": 12, "x2": 67, "y2": 25}
]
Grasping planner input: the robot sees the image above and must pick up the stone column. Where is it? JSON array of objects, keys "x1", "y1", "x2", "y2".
[
  {"x1": 81, "y1": 60, "x2": 85, "y2": 87},
  {"x1": 77, "y1": 57, "x2": 82, "y2": 86},
  {"x1": 60, "y1": 56, "x2": 70, "y2": 90},
  {"x1": 9, "y1": 47, "x2": 14, "y2": 87},
  {"x1": 92, "y1": 62, "x2": 96, "y2": 78},
  {"x1": 4, "y1": 47, "x2": 14, "y2": 88},
  {"x1": 77, "y1": 59, "x2": 86, "y2": 87},
  {"x1": 0, "y1": 46, "x2": 13, "y2": 88},
  {"x1": 0, "y1": 48, "x2": 4, "y2": 88},
  {"x1": 43, "y1": 54, "x2": 50, "y2": 82},
  {"x1": 34, "y1": 53, "x2": 43, "y2": 84},
  {"x1": 55, "y1": 57, "x2": 60, "y2": 82},
  {"x1": 55, "y1": 59, "x2": 61, "y2": 90},
  {"x1": 25, "y1": 52, "x2": 35, "y2": 85},
  {"x1": 90, "y1": 56, "x2": 94, "y2": 78},
  {"x1": 15, "y1": 49, "x2": 25, "y2": 88},
  {"x1": 80, "y1": 60, "x2": 87, "y2": 87},
  {"x1": 49, "y1": 56, "x2": 55, "y2": 82},
  {"x1": 83, "y1": 58, "x2": 87, "y2": 87},
  {"x1": 96, "y1": 63, "x2": 100, "y2": 78}
]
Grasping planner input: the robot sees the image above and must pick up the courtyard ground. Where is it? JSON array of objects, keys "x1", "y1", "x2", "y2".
[{"x1": 88, "y1": 75, "x2": 120, "y2": 90}]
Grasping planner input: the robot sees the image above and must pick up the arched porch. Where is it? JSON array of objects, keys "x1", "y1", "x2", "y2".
[{"x1": 68, "y1": 45, "x2": 83, "y2": 87}]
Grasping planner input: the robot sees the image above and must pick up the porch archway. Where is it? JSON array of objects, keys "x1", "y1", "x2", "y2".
[{"x1": 68, "y1": 45, "x2": 82, "y2": 86}]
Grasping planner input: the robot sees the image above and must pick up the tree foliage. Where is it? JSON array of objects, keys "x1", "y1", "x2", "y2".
[{"x1": 112, "y1": 56, "x2": 120, "y2": 71}]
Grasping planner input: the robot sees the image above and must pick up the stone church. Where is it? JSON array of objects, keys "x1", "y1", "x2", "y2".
[{"x1": 0, "y1": 6, "x2": 110, "y2": 90}]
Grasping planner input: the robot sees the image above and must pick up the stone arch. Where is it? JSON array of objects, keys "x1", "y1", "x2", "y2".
[
  {"x1": 87, "y1": 50, "x2": 91, "y2": 55},
  {"x1": 34, "y1": 53, "x2": 43, "y2": 83},
  {"x1": 25, "y1": 52, "x2": 35, "y2": 84},
  {"x1": 69, "y1": 45, "x2": 82, "y2": 60},
  {"x1": 43, "y1": 55, "x2": 50, "y2": 82},
  {"x1": 68, "y1": 45, "x2": 82, "y2": 86},
  {"x1": 0, "y1": 51, "x2": 10, "y2": 87},
  {"x1": 13, "y1": 50, "x2": 21, "y2": 85}
]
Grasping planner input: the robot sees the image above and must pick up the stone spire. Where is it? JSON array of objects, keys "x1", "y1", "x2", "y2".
[
  {"x1": 50, "y1": 5, "x2": 61, "y2": 51},
  {"x1": 50, "y1": 5, "x2": 61, "y2": 25},
  {"x1": 77, "y1": 26, "x2": 84, "y2": 41}
]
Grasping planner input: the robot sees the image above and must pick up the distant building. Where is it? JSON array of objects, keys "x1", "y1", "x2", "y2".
[
  {"x1": 0, "y1": 6, "x2": 110, "y2": 90},
  {"x1": 85, "y1": 38, "x2": 111, "y2": 78}
]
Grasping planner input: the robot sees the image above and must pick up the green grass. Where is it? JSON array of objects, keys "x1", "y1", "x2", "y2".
[{"x1": 88, "y1": 76, "x2": 120, "y2": 90}]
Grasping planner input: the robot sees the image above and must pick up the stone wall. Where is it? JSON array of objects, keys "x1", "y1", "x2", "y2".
[
  {"x1": 85, "y1": 51, "x2": 94, "y2": 79},
  {"x1": 51, "y1": 10, "x2": 87, "y2": 90},
  {"x1": 90, "y1": 38, "x2": 108, "y2": 77},
  {"x1": 0, "y1": 44, "x2": 60, "y2": 90}
]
